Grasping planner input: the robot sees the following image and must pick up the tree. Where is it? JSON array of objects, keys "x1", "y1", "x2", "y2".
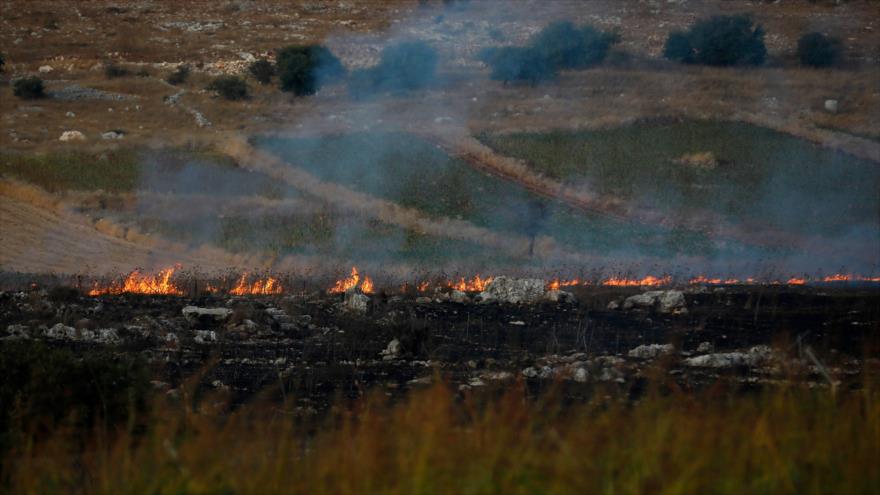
[
  {"x1": 478, "y1": 21, "x2": 618, "y2": 85},
  {"x1": 664, "y1": 14, "x2": 766, "y2": 67},
  {"x1": 207, "y1": 76, "x2": 249, "y2": 100},
  {"x1": 166, "y1": 65, "x2": 190, "y2": 85},
  {"x1": 662, "y1": 31, "x2": 694, "y2": 63},
  {"x1": 797, "y1": 32, "x2": 842, "y2": 68},
  {"x1": 277, "y1": 45, "x2": 344, "y2": 96},
  {"x1": 13, "y1": 77, "x2": 45, "y2": 99},
  {"x1": 530, "y1": 21, "x2": 618, "y2": 70},
  {"x1": 483, "y1": 47, "x2": 556, "y2": 85},
  {"x1": 248, "y1": 59, "x2": 275, "y2": 84}
]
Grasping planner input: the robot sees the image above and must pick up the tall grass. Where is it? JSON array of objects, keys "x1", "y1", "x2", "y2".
[{"x1": 5, "y1": 379, "x2": 878, "y2": 494}]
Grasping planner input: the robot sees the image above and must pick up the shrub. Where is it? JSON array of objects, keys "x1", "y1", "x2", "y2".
[
  {"x1": 479, "y1": 22, "x2": 617, "y2": 85},
  {"x1": 166, "y1": 65, "x2": 190, "y2": 85},
  {"x1": 530, "y1": 21, "x2": 619, "y2": 70},
  {"x1": 663, "y1": 14, "x2": 766, "y2": 66},
  {"x1": 248, "y1": 58, "x2": 275, "y2": 84},
  {"x1": 481, "y1": 46, "x2": 555, "y2": 85},
  {"x1": 13, "y1": 76, "x2": 45, "y2": 99},
  {"x1": 277, "y1": 45, "x2": 345, "y2": 96},
  {"x1": 663, "y1": 31, "x2": 694, "y2": 63},
  {"x1": 0, "y1": 53, "x2": 5, "y2": 72},
  {"x1": 104, "y1": 62, "x2": 130, "y2": 79},
  {"x1": 207, "y1": 75, "x2": 249, "y2": 100},
  {"x1": 797, "y1": 32, "x2": 842, "y2": 68},
  {"x1": 347, "y1": 41, "x2": 439, "y2": 97}
]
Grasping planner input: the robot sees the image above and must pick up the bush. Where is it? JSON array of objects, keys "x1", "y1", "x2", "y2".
[
  {"x1": 0, "y1": 53, "x2": 5, "y2": 72},
  {"x1": 797, "y1": 32, "x2": 842, "y2": 68},
  {"x1": 662, "y1": 31, "x2": 694, "y2": 63},
  {"x1": 166, "y1": 65, "x2": 190, "y2": 85},
  {"x1": 277, "y1": 45, "x2": 345, "y2": 96},
  {"x1": 480, "y1": 46, "x2": 555, "y2": 86},
  {"x1": 479, "y1": 22, "x2": 618, "y2": 85},
  {"x1": 104, "y1": 62, "x2": 130, "y2": 79},
  {"x1": 13, "y1": 76, "x2": 45, "y2": 99},
  {"x1": 248, "y1": 58, "x2": 275, "y2": 84},
  {"x1": 207, "y1": 75, "x2": 249, "y2": 100},
  {"x1": 530, "y1": 21, "x2": 619, "y2": 70},
  {"x1": 663, "y1": 14, "x2": 766, "y2": 66},
  {"x1": 348, "y1": 41, "x2": 439, "y2": 97}
]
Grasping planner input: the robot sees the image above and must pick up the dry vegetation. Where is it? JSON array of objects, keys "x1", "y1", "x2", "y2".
[{"x1": 5, "y1": 378, "x2": 879, "y2": 494}]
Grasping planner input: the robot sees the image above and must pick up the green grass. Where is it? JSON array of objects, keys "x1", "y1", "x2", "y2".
[
  {"x1": 254, "y1": 132, "x2": 736, "y2": 259},
  {"x1": 0, "y1": 150, "x2": 140, "y2": 193},
  {"x1": 478, "y1": 121, "x2": 880, "y2": 237}
]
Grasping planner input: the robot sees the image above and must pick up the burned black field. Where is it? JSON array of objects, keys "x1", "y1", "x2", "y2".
[{"x1": 5, "y1": 281, "x2": 877, "y2": 409}]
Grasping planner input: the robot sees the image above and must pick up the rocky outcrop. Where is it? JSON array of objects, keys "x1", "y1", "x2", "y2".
[
  {"x1": 478, "y1": 276, "x2": 546, "y2": 304},
  {"x1": 622, "y1": 290, "x2": 686, "y2": 313}
]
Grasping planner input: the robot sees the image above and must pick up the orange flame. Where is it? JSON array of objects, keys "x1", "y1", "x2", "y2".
[
  {"x1": 361, "y1": 276, "x2": 374, "y2": 294},
  {"x1": 602, "y1": 275, "x2": 670, "y2": 287},
  {"x1": 547, "y1": 278, "x2": 583, "y2": 290},
  {"x1": 329, "y1": 267, "x2": 374, "y2": 294},
  {"x1": 229, "y1": 274, "x2": 283, "y2": 295},
  {"x1": 450, "y1": 275, "x2": 494, "y2": 292},
  {"x1": 88, "y1": 267, "x2": 183, "y2": 296}
]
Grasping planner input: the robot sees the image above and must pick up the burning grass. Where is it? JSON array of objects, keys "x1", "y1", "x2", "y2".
[{"x1": 4, "y1": 378, "x2": 878, "y2": 494}]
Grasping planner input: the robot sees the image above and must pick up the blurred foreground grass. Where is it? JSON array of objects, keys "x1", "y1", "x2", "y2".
[{"x1": 3, "y1": 342, "x2": 877, "y2": 495}]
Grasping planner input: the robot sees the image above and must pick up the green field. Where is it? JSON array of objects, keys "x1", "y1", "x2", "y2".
[{"x1": 478, "y1": 121, "x2": 880, "y2": 238}]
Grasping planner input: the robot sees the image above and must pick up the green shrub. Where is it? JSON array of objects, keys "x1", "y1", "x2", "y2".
[
  {"x1": 480, "y1": 46, "x2": 555, "y2": 85},
  {"x1": 663, "y1": 14, "x2": 766, "y2": 66},
  {"x1": 166, "y1": 65, "x2": 190, "y2": 85},
  {"x1": 348, "y1": 41, "x2": 439, "y2": 97},
  {"x1": 662, "y1": 31, "x2": 694, "y2": 63},
  {"x1": 248, "y1": 58, "x2": 275, "y2": 84},
  {"x1": 13, "y1": 76, "x2": 45, "y2": 99},
  {"x1": 207, "y1": 75, "x2": 249, "y2": 100},
  {"x1": 277, "y1": 45, "x2": 344, "y2": 96},
  {"x1": 479, "y1": 22, "x2": 617, "y2": 85},
  {"x1": 104, "y1": 62, "x2": 130, "y2": 79},
  {"x1": 797, "y1": 32, "x2": 842, "y2": 67},
  {"x1": 530, "y1": 21, "x2": 619, "y2": 70}
]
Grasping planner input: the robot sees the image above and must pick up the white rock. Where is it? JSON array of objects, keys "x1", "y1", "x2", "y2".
[
  {"x1": 344, "y1": 289, "x2": 369, "y2": 313},
  {"x1": 194, "y1": 330, "x2": 217, "y2": 344},
  {"x1": 448, "y1": 290, "x2": 469, "y2": 303},
  {"x1": 573, "y1": 367, "x2": 589, "y2": 382},
  {"x1": 628, "y1": 343, "x2": 674, "y2": 359},
  {"x1": 824, "y1": 99, "x2": 839, "y2": 113},
  {"x1": 658, "y1": 290, "x2": 686, "y2": 313},
  {"x1": 5, "y1": 324, "x2": 31, "y2": 339},
  {"x1": 182, "y1": 306, "x2": 232, "y2": 322},
  {"x1": 623, "y1": 290, "x2": 685, "y2": 313},
  {"x1": 38, "y1": 65, "x2": 54, "y2": 73},
  {"x1": 380, "y1": 338, "x2": 401, "y2": 361},
  {"x1": 45, "y1": 323, "x2": 77, "y2": 340},
  {"x1": 683, "y1": 345, "x2": 774, "y2": 368},
  {"x1": 59, "y1": 130, "x2": 86, "y2": 142},
  {"x1": 478, "y1": 276, "x2": 546, "y2": 304},
  {"x1": 544, "y1": 289, "x2": 576, "y2": 303},
  {"x1": 101, "y1": 130, "x2": 125, "y2": 140},
  {"x1": 65, "y1": 111, "x2": 75, "y2": 117},
  {"x1": 696, "y1": 341, "x2": 714, "y2": 353}
]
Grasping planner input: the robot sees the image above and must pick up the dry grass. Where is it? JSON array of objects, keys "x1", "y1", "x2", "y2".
[{"x1": 4, "y1": 378, "x2": 879, "y2": 495}]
